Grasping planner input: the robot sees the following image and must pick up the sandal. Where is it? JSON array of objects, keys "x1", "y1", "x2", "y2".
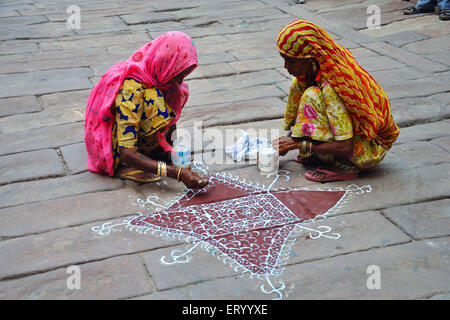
[
  {"x1": 304, "y1": 166, "x2": 359, "y2": 182},
  {"x1": 116, "y1": 168, "x2": 161, "y2": 183},
  {"x1": 439, "y1": 9, "x2": 450, "y2": 20},
  {"x1": 403, "y1": 6, "x2": 435, "y2": 15}
]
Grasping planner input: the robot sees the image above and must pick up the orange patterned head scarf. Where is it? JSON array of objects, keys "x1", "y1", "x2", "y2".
[{"x1": 277, "y1": 20, "x2": 399, "y2": 149}]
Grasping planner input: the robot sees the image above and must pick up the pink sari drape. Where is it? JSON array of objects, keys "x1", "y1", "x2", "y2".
[{"x1": 84, "y1": 31, "x2": 198, "y2": 176}]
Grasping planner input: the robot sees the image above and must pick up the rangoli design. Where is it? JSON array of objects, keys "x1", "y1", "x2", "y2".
[{"x1": 92, "y1": 165, "x2": 372, "y2": 299}]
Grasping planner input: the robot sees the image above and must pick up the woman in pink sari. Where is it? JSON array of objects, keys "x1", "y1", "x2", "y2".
[{"x1": 85, "y1": 31, "x2": 208, "y2": 189}]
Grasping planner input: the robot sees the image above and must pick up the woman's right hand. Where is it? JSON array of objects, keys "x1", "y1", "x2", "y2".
[{"x1": 180, "y1": 167, "x2": 209, "y2": 189}]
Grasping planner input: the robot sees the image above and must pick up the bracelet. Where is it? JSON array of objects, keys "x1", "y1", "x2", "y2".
[
  {"x1": 299, "y1": 140, "x2": 312, "y2": 158},
  {"x1": 157, "y1": 161, "x2": 167, "y2": 177},
  {"x1": 176, "y1": 167, "x2": 183, "y2": 182},
  {"x1": 161, "y1": 162, "x2": 167, "y2": 177}
]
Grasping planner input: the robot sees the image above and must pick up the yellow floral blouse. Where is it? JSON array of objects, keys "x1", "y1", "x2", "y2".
[
  {"x1": 111, "y1": 78, "x2": 175, "y2": 169},
  {"x1": 283, "y1": 77, "x2": 387, "y2": 169}
]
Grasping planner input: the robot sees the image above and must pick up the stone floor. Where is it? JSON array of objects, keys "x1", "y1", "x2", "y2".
[{"x1": 0, "y1": 0, "x2": 449, "y2": 300}]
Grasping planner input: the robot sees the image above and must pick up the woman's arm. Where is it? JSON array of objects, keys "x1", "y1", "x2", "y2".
[
  {"x1": 119, "y1": 147, "x2": 208, "y2": 189},
  {"x1": 275, "y1": 136, "x2": 353, "y2": 157}
]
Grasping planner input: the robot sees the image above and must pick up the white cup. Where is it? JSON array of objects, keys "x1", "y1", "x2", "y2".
[{"x1": 257, "y1": 147, "x2": 279, "y2": 175}]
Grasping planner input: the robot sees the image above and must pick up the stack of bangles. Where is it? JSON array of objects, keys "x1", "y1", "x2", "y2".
[
  {"x1": 299, "y1": 140, "x2": 313, "y2": 158},
  {"x1": 156, "y1": 161, "x2": 167, "y2": 177},
  {"x1": 157, "y1": 161, "x2": 184, "y2": 183}
]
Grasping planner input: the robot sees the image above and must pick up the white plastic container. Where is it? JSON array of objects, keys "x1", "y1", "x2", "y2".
[
  {"x1": 171, "y1": 140, "x2": 191, "y2": 168},
  {"x1": 257, "y1": 147, "x2": 279, "y2": 175}
]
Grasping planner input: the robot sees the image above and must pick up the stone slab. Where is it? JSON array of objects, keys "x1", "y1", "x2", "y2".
[
  {"x1": 363, "y1": 42, "x2": 448, "y2": 73},
  {"x1": 187, "y1": 276, "x2": 268, "y2": 299},
  {"x1": 288, "y1": 211, "x2": 411, "y2": 264},
  {"x1": 427, "y1": 51, "x2": 450, "y2": 67},
  {"x1": 197, "y1": 51, "x2": 236, "y2": 66},
  {"x1": 383, "y1": 75, "x2": 450, "y2": 100},
  {"x1": 120, "y1": 12, "x2": 178, "y2": 25},
  {"x1": 394, "y1": 119, "x2": 450, "y2": 145},
  {"x1": 382, "y1": 141, "x2": 450, "y2": 171},
  {"x1": 229, "y1": 57, "x2": 283, "y2": 73},
  {"x1": 280, "y1": 237, "x2": 450, "y2": 299},
  {"x1": 0, "y1": 47, "x2": 104, "y2": 65},
  {"x1": 38, "y1": 89, "x2": 91, "y2": 110},
  {"x1": 0, "y1": 41, "x2": 39, "y2": 55},
  {"x1": 22, "y1": 54, "x2": 123, "y2": 73},
  {"x1": 220, "y1": 160, "x2": 450, "y2": 216},
  {"x1": 185, "y1": 84, "x2": 285, "y2": 108},
  {"x1": 0, "y1": 188, "x2": 141, "y2": 238},
  {"x1": 431, "y1": 136, "x2": 450, "y2": 153},
  {"x1": 320, "y1": 4, "x2": 421, "y2": 31},
  {"x1": 0, "y1": 215, "x2": 177, "y2": 280},
  {"x1": 132, "y1": 288, "x2": 188, "y2": 300},
  {"x1": 170, "y1": 1, "x2": 275, "y2": 21},
  {"x1": 145, "y1": 21, "x2": 187, "y2": 34},
  {"x1": 414, "y1": 19, "x2": 450, "y2": 37},
  {"x1": 189, "y1": 63, "x2": 236, "y2": 80},
  {"x1": 403, "y1": 34, "x2": 450, "y2": 55},
  {"x1": 0, "y1": 105, "x2": 85, "y2": 133},
  {"x1": 187, "y1": 69, "x2": 286, "y2": 94},
  {"x1": 382, "y1": 199, "x2": 450, "y2": 240},
  {"x1": 284, "y1": 4, "x2": 376, "y2": 44},
  {"x1": 0, "y1": 95, "x2": 41, "y2": 118},
  {"x1": 228, "y1": 46, "x2": 280, "y2": 61},
  {"x1": 357, "y1": 56, "x2": 405, "y2": 72},
  {"x1": 374, "y1": 31, "x2": 429, "y2": 47},
  {"x1": 370, "y1": 67, "x2": 427, "y2": 91},
  {"x1": 0, "y1": 149, "x2": 65, "y2": 185},
  {"x1": 426, "y1": 293, "x2": 450, "y2": 300},
  {"x1": 59, "y1": 143, "x2": 88, "y2": 174},
  {"x1": 0, "y1": 15, "x2": 47, "y2": 26},
  {"x1": 140, "y1": 244, "x2": 237, "y2": 291},
  {"x1": 180, "y1": 97, "x2": 285, "y2": 128},
  {"x1": 0, "y1": 255, "x2": 153, "y2": 299},
  {"x1": 0, "y1": 172, "x2": 124, "y2": 209},
  {"x1": 0, "y1": 22, "x2": 73, "y2": 41},
  {"x1": 0, "y1": 68, "x2": 93, "y2": 99},
  {"x1": 143, "y1": 210, "x2": 409, "y2": 294},
  {"x1": 318, "y1": 163, "x2": 450, "y2": 215},
  {"x1": 39, "y1": 32, "x2": 150, "y2": 52},
  {"x1": 188, "y1": 237, "x2": 450, "y2": 299},
  {"x1": 359, "y1": 14, "x2": 443, "y2": 38},
  {"x1": 73, "y1": 16, "x2": 131, "y2": 36},
  {"x1": 0, "y1": 62, "x2": 26, "y2": 74},
  {"x1": 0, "y1": 122, "x2": 84, "y2": 156}
]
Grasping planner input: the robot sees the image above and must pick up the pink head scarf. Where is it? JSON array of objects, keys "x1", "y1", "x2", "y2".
[{"x1": 84, "y1": 31, "x2": 198, "y2": 176}]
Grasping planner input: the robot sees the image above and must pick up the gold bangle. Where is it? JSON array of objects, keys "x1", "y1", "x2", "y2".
[
  {"x1": 176, "y1": 167, "x2": 183, "y2": 182},
  {"x1": 299, "y1": 140, "x2": 312, "y2": 158},
  {"x1": 161, "y1": 162, "x2": 167, "y2": 177},
  {"x1": 157, "y1": 161, "x2": 161, "y2": 177}
]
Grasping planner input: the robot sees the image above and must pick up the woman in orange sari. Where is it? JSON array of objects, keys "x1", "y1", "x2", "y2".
[{"x1": 274, "y1": 20, "x2": 399, "y2": 182}]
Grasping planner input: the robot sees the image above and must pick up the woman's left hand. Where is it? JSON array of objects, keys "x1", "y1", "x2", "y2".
[{"x1": 273, "y1": 136, "x2": 300, "y2": 156}]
